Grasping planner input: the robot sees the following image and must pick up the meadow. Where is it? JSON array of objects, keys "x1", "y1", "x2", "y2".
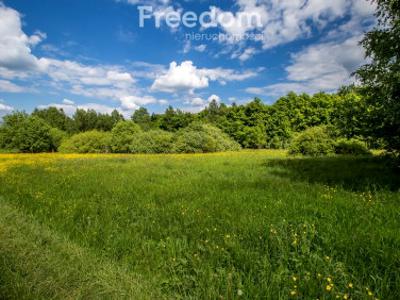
[{"x1": 0, "y1": 151, "x2": 399, "y2": 299}]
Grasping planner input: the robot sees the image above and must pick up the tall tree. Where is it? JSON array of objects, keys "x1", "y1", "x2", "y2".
[
  {"x1": 32, "y1": 107, "x2": 73, "y2": 132},
  {"x1": 356, "y1": 0, "x2": 400, "y2": 150},
  {"x1": 132, "y1": 107, "x2": 152, "y2": 130}
]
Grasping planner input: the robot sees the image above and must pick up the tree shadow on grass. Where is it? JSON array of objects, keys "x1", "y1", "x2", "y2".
[{"x1": 266, "y1": 156, "x2": 400, "y2": 192}]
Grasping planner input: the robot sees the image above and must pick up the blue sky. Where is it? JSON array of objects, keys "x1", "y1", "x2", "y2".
[{"x1": 0, "y1": 0, "x2": 376, "y2": 117}]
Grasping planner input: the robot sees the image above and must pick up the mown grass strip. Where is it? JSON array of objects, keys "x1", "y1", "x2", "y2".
[{"x1": 0, "y1": 201, "x2": 160, "y2": 300}]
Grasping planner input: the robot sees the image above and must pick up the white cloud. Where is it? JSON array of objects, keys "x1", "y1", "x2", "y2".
[
  {"x1": 151, "y1": 61, "x2": 257, "y2": 94},
  {"x1": 246, "y1": 35, "x2": 366, "y2": 96},
  {"x1": 182, "y1": 42, "x2": 205, "y2": 54},
  {"x1": 184, "y1": 94, "x2": 221, "y2": 112},
  {"x1": 41, "y1": 58, "x2": 135, "y2": 88},
  {"x1": 38, "y1": 101, "x2": 120, "y2": 116},
  {"x1": 231, "y1": 47, "x2": 257, "y2": 62},
  {"x1": 62, "y1": 98, "x2": 75, "y2": 105},
  {"x1": 129, "y1": 61, "x2": 167, "y2": 80},
  {"x1": 194, "y1": 44, "x2": 207, "y2": 52},
  {"x1": 0, "y1": 3, "x2": 163, "y2": 113},
  {"x1": 119, "y1": 95, "x2": 166, "y2": 111},
  {"x1": 152, "y1": 61, "x2": 209, "y2": 93},
  {"x1": 0, "y1": 3, "x2": 46, "y2": 72},
  {"x1": 38, "y1": 95, "x2": 167, "y2": 118},
  {"x1": 0, "y1": 79, "x2": 26, "y2": 93},
  {"x1": 183, "y1": 40, "x2": 191, "y2": 54},
  {"x1": 209, "y1": 0, "x2": 375, "y2": 55}
]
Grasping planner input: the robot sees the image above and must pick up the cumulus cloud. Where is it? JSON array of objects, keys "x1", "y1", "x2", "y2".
[
  {"x1": 0, "y1": 4, "x2": 46, "y2": 72},
  {"x1": 246, "y1": 35, "x2": 366, "y2": 96},
  {"x1": 152, "y1": 61, "x2": 209, "y2": 93},
  {"x1": 41, "y1": 58, "x2": 135, "y2": 87},
  {"x1": 0, "y1": 3, "x2": 169, "y2": 114},
  {"x1": 119, "y1": 95, "x2": 166, "y2": 111},
  {"x1": 206, "y1": 0, "x2": 376, "y2": 61},
  {"x1": 152, "y1": 61, "x2": 257, "y2": 94}
]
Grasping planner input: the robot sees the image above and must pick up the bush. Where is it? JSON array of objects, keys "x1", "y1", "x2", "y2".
[
  {"x1": 334, "y1": 138, "x2": 371, "y2": 155},
  {"x1": 111, "y1": 121, "x2": 142, "y2": 153},
  {"x1": 289, "y1": 126, "x2": 335, "y2": 156},
  {"x1": 130, "y1": 130, "x2": 175, "y2": 154},
  {"x1": 174, "y1": 123, "x2": 241, "y2": 153},
  {"x1": 59, "y1": 131, "x2": 112, "y2": 153},
  {"x1": 49, "y1": 128, "x2": 68, "y2": 151}
]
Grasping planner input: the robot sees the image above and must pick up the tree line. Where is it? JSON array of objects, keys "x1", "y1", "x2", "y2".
[
  {"x1": 0, "y1": 0, "x2": 398, "y2": 154},
  {"x1": 0, "y1": 87, "x2": 382, "y2": 153}
]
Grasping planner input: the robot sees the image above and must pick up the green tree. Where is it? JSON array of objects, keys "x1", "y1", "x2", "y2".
[
  {"x1": 160, "y1": 106, "x2": 194, "y2": 131},
  {"x1": 132, "y1": 107, "x2": 152, "y2": 130},
  {"x1": 356, "y1": 0, "x2": 400, "y2": 150},
  {"x1": 32, "y1": 107, "x2": 73, "y2": 132},
  {"x1": 0, "y1": 113, "x2": 53, "y2": 153},
  {"x1": 73, "y1": 109, "x2": 99, "y2": 132}
]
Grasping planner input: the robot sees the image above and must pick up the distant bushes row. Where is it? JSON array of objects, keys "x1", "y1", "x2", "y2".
[
  {"x1": 59, "y1": 122, "x2": 241, "y2": 154},
  {"x1": 0, "y1": 112, "x2": 371, "y2": 156},
  {"x1": 289, "y1": 126, "x2": 371, "y2": 157}
]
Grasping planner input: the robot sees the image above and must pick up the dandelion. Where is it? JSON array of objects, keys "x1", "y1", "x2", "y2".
[
  {"x1": 237, "y1": 289, "x2": 243, "y2": 296},
  {"x1": 292, "y1": 276, "x2": 298, "y2": 282},
  {"x1": 290, "y1": 290, "x2": 297, "y2": 296},
  {"x1": 326, "y1": 284, "x2": 334, "y2": 292},
  {"x1": 348, "y1": 283, "x2": 353, "y2": 289},
  {"x1": 343, "y1": 294, "x2": 349, "y2": 300}
]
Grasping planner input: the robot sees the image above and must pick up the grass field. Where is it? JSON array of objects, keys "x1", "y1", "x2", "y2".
[{"x1": 0, "y1": 151, "x2": 399, "y2": 299}]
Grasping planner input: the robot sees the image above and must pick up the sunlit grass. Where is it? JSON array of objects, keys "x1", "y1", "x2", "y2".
[{"x1": 0, "y1": 151, "x2": 399, "y2": 299}]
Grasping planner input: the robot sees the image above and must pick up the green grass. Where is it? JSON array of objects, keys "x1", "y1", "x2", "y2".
[{"x1": 0, "y1": 151, "x2": 399, "y2": 299}]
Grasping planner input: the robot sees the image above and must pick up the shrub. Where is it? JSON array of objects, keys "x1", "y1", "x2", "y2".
[
  {"x1": 289, "y1": 126, "x2": 335, "y2": 156},
  {"x1": 59, "y1": 131, "x2": 112, "y2": 153},
  {"x1": 334, "y1": 138, "x2": 371, "y2": 155},
  {"x1": 130, "y1": 130, "x2": 175, "y2": 154},
  {"x1": 174, "y1": 123, "x2": 241, "y2": 153},
  {"x1": 49, "y1": 128, "x2": 68, "y2": 151},
  {"x1": 111, "y1": 121, "x2": 142, "y2": 153}
]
